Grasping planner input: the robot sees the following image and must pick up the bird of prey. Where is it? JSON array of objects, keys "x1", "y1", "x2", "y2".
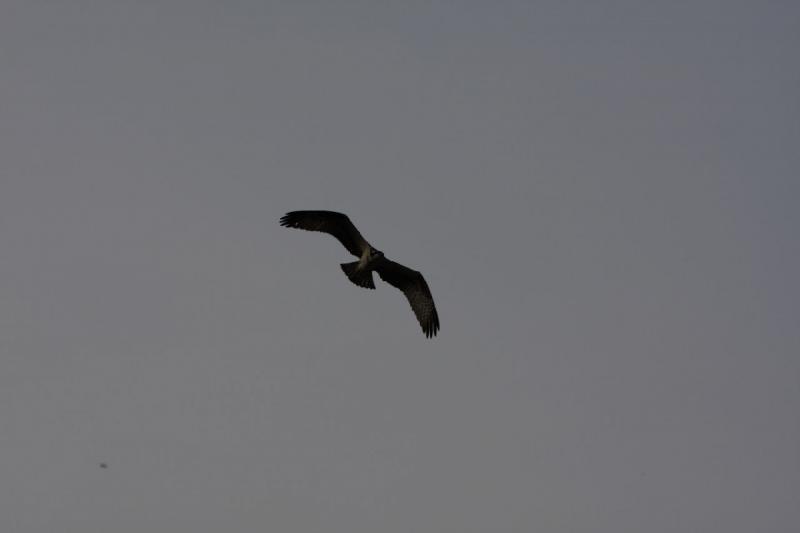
[{"x1": 280, "y1": 210, "x2": 440, "y2": 338}]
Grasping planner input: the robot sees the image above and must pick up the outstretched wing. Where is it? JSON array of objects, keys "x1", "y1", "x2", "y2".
[
  {"x1": 375, "y1": 259, "x2": 440, "y2": 338},
  {"x1": 280, "y1": 211, "x2": 370, "y2": 257}
]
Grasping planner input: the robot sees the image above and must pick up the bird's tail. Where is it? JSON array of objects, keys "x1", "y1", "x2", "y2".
[{"x1": 340, "y1": 262, "x2": 376, "y2": 289}]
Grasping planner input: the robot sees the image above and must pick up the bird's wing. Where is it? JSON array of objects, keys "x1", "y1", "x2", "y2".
[
  {"x1": 280, "y1": 211, "x2": 370, "y2": 257},
  {"x1": 375, "y1": 259, "x2": 440, "y2": 338}
]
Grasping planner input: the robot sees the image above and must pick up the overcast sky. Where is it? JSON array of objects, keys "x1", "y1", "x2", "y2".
[{"x1": 1, "y1": 1, "x2": 798, "y2": 532}]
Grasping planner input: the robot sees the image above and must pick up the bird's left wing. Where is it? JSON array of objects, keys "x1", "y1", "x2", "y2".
[
  {"x1": 375, "y1": 259, "x2": 440, "y2": 338},
  {"x1": 279, "y1": 210, "x2": 370, "y2": 257}
]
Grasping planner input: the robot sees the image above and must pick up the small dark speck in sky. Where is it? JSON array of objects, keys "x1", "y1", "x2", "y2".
[{"x1": 99, "y1": 463, "x2": 108, "y2": 469}]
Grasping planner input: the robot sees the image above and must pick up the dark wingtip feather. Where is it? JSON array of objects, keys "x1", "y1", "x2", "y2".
[
  {"x1": 423, "y1": 311, "x2": 440, "y2": 338},
  {"x1": 280, "y1": 211, "x2": 311, "y2": 230},
  {"x1": 279, "y1": 212, "x2": 298, "y2": 227}
]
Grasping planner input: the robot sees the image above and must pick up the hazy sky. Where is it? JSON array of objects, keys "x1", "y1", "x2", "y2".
[{"x1": 1, "y1": 1, "x2": 798, "y2": 531}]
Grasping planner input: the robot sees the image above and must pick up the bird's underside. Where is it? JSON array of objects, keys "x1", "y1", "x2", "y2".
[{"x1": 280, "y1": 210, "x2": 440, "y2": 338}]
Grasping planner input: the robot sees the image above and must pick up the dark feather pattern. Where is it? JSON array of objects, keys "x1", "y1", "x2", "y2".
[
  {"x1": 281, "y1": 210, "x2": 440, "y2": 338},
  {"x1": 341, "y1": 261, "x2": 376, "y2": 289},
  {"x1": 375, "y1": 259, "x2": 440, "y2": 338},
  {"x1": 279, "y1": 210, "x2": 370, "y2": 257}
]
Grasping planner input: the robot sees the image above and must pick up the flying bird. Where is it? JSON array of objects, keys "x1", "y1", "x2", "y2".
[{"x1": 280, "y1": 210, "x2": 440, "y2": 337}]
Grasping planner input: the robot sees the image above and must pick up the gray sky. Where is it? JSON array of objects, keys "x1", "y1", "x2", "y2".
[{"x1": 1, "y1": 1, "x2": 798, "y2": 531}]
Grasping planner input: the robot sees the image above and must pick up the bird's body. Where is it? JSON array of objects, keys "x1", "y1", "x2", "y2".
[{"x1": 280, "y1": 210, "x2": 440, "y2": 337}]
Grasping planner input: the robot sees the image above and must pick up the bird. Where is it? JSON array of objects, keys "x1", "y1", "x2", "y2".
[{"x1": 280, "y1": 210, "x2": 440, "y2": 338}]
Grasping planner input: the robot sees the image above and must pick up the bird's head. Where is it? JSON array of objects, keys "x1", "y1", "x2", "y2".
[{"x1": 370, "y1": 247, "x2": 384, "y2": 259}]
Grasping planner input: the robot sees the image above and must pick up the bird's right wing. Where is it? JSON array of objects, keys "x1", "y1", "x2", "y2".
[
  {"x1": 375, "y1": 259, "x2": 440, "y2": 338},
  {"x1": 280, "y1": 211, "x2": 370, "y2": 257}
]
